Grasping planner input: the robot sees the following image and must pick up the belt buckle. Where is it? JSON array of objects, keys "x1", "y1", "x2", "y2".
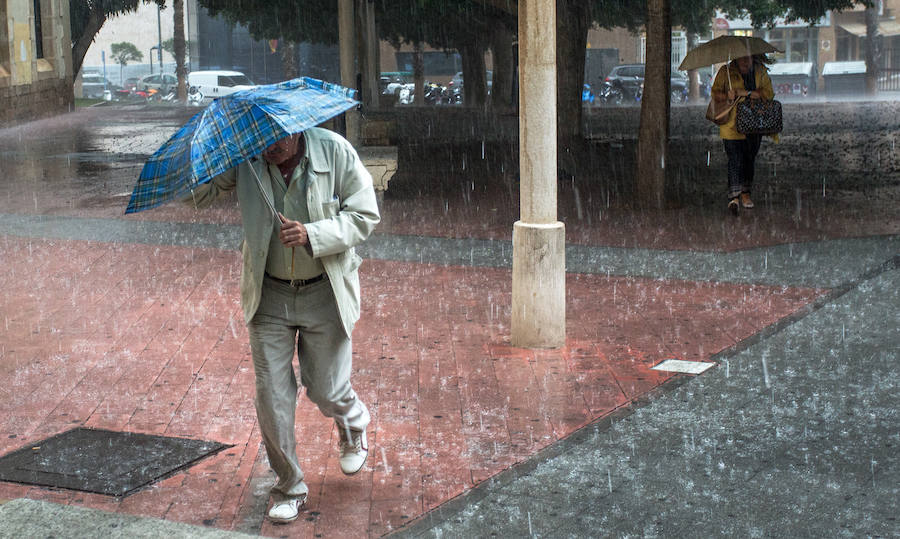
[{"x1": 289, "y1": 278, "x2": 303, "y2": 287}]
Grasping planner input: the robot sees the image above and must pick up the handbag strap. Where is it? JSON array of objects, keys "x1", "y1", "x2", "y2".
[
  {"x1": 712, "y1": 60, "x2": 742, "y2": 122},
  {"x1": 726, "y1": 59, "x2": 732, "y2": 93},
  {"x1": 713, "y1": 95, "x2": 744, "y2": 122}
]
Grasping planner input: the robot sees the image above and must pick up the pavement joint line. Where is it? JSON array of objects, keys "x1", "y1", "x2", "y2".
[
  {"x1": 706, "y1": 252, "x2": 900, "y2": 365},
  {"x1": 388, "y1": 253, "x2": 900, "y2": 538},
  {"x1": 388, "y1": 375, "x2": 696, "y2": 537}
]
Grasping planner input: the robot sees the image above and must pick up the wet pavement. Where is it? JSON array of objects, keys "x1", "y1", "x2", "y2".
[{"x1": 0, "y1": 104, "x2": 898, "y2": 537}]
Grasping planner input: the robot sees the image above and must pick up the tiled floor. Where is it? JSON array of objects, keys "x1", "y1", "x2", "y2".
[{"x1": 0, "y1": 236, "x2": 824, "y2": 537}]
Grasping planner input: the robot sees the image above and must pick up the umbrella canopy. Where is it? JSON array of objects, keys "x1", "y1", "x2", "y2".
[
  {"x1": 126, "y1": 77, "x2": 358, "y2": 214},
  {"x1": 678, "y1": 35, "x2": 781, "y2": 72}
]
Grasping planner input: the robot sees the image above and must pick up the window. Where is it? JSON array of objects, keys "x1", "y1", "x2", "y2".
[
  {"x1": 0, "y1": 2, "x2": 9, "y2": 75},
  {"x1": 218, "y1": 74, "x2": 253, "y2": 87},
  {"x1": 33, "y1": 0, "x2": 43, "y2": 59},
  {"x1": 789, "y1": 27, "x2": 818, "y2": 63}
]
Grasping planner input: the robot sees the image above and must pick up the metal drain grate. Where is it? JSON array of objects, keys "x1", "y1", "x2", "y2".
[{"x1": 0, "y1": 428, "x2": 231, "y2": 497}]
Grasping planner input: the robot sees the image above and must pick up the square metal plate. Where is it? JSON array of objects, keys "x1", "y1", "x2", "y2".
[
  {"x1": 0, "y1": 428, "x2": 230, "y2": 497},
  {"x1": 651, "y1": 358, "x2": 716, "y2": 374}
]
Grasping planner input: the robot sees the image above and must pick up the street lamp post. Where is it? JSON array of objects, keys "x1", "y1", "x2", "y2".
[
  {"x1": 157, "y1": 5, "x2": 163, "y2": 73},
  {"x1": 150, "y1": 46, "x2": 159, "y2": 74}
]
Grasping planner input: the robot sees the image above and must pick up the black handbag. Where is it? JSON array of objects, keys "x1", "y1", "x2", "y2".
[{"x1": 736, "y1": 99, "x2": 783, "y2": 135}]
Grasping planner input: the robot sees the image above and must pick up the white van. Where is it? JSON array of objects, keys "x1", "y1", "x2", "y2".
[{"x1": 187, "y1": 70, "x2": 256, "y2": 101}]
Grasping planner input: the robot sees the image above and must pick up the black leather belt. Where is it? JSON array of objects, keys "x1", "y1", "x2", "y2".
[{"x1": 265, "y1": 272, "x2": 328, "y2": 288}]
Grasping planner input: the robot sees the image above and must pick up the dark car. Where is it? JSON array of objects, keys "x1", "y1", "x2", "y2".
[
  {"x1": 600, "y1": 63, "x2": 688, "y2": 105},
  {"x1": 122, "y1": 77, "x2": 140, "y2": 92}
]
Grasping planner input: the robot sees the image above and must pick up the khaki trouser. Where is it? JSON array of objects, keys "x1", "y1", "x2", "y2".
[{"x1": 248, "y1": 275, "x2": 370, "y2": 501}]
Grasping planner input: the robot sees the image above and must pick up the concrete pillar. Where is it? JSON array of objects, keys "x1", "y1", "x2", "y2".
[
  {"x1": 338, "y1": 0, "x2": 360, "y2": 146},
  {"x1": 511, "y1": 0, "x2": 565, "y2": 348}
]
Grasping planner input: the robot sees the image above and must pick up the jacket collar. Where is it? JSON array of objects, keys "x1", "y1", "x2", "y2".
[{"x1": 302, "y1": 129, "x2": 332, "y2": 174}]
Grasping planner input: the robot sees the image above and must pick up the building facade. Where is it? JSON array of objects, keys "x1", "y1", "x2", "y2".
[
  {"x1": 713, "y1": 1, "x2": 900, "y2": 93},
  {"x1": 0, "y1": 0, "x2": 73, "y2": 126}
]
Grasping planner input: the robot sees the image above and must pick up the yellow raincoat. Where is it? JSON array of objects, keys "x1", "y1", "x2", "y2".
[{"x1": 712, "y1": 62, "x2": 775, "y2": 141}]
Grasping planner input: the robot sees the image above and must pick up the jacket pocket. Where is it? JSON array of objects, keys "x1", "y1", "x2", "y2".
[
  {"x1": 322, "y1": 198, "x2": 340, "y2": 218},
  {"x1": 343, "y1": 251, "x2": 363, "y2": 272}
]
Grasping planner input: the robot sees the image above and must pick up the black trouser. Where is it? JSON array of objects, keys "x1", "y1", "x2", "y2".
[{"x1": 723, "y1": 135, "x2": 762, "y2": 199}]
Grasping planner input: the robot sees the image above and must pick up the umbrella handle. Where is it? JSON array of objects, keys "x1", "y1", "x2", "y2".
[
  {"x1": 248, "y1": 161, "x2": 280, "y2": 221},
  {"x1": 248, "y1": 162, "x2": 294, "y2": 277}
]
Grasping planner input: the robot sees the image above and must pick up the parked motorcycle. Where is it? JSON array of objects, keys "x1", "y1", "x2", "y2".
[
  {"x1": 598, "y1": 80, "x2": 643, "y2": 105},
  {"x1": 397, "y1": 83, "x2": 414, "y2": 105},
  {"x1": 582, "y1": 83, "x2": 595, "y2": 105},
  {"x1": 671, "y1": 84, "x2": 688, "y2": 104},
  {"x1": 424, "y1": 82, "x2": 448, "y2": 105},
  {"x1": 187, "y1": 85, "x2": 204, "y2": 106},
  {"x1": 447, "y1": 85, "x2": 463, "y2": 105}
]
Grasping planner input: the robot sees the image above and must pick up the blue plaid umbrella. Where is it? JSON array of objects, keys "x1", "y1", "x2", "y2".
[{"x1": 126, "y1": 77, "x2": 358, "y2": 214}]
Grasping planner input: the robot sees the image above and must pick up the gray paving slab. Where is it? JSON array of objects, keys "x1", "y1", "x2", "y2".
[
  {"x1": 2, "y1": 213, "x2": 897, "y2": 289},
  {"x1": 390, "y1": 266, "x2": 900, "y2": 538},
  {"x1": 0, "y1": 498, "x2": 261, "y2": 538}
]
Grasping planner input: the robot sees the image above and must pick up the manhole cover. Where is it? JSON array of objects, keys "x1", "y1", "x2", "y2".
[{"x1": 0, "y1": 428, "x2": 231, "y2": 497}]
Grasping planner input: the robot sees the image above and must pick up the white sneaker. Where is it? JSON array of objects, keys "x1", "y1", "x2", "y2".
[
  {"x1": 267, "y1": 495, "x2": 305, "y2": 523},
  {"x1": 338, "y1": 424, "x2": 368, "y2": 475}
]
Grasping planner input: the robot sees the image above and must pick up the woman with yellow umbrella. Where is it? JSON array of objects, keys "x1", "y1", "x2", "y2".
[{"x1": 680, "y1": 36, "x2": 781, "y2": 215}]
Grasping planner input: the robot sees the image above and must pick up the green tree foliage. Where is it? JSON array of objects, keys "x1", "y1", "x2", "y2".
[
  {"x1": 199, "y1": 0, "x2": 338, "y2": 44},
  {"x1": 70, "y1": 0, "x2": 165, "y2": 75},
  {"x1": 161, "y1": 37, "x2": 191, "y2": 61},
  {"x1": 110, "y1": 41, "x2": 142, "y2": 82},
  {"x1": 716, "y1": 0, "x2": 867, "y2": 28}
]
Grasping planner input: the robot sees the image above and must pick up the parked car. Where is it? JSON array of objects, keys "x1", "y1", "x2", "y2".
[
  {"x1": 138, "y1": 73, "x2": 177, "y2": 93},
  {"x1": 79, "y1": 72, "x2": 118, "y2": 99},
  {"x1": 122, "y1": 77, "x2": 140, "y2": 92},
  {"x1": 187, "y1": 70, "x2": 256, "y2": 101},
  {"x1": 600, "y1": 64, "x2": 688, "y2": 105}
]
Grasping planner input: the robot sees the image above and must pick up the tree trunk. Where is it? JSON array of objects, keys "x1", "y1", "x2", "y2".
[
  {"x1": 459, "y1": 42, "x2": 488, "y2": 107},
  {"x1": 173, "y1": 0, "x2": 187, "y2": 102},
  {"x1": 282, "y1": 42, "x2": 298, "y2": 80},
  {"x1": 221, "y1": 22, "x2": 234, "y2": 74},
  {"x1": 355, "y1": 0, "x2": 379, "y2": 108},
  {"x1": 555, "y1": 0, "x2": 592, "y2": 172},
  {"x1": 865, "y1": 6, "x2": 879, "y2": 96},
  {"x1": 489, "y1": 21, "x2": 515, "y2": 110},
  {"x1": 413, "y1": 42, "x2": 425, "y2": 105},
  {"x1": 635, "y1": 0, "x2": 670, "y2": 209},
  {"x1": 72, "y1": 7, "x2": 107, "y2": 75}
]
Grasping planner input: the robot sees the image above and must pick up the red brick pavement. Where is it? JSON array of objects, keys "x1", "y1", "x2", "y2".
[{"x1": 0, "y1": 235, "x2": 825, "y2": 536}]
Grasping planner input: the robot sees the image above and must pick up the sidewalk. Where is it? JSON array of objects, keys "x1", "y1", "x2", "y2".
[{"x1": 0, "y1": 106, "x2": 897, "y2": 537}]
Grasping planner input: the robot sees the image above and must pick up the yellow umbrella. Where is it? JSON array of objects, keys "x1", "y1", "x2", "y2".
[{"x1": 678, "y1": 35, "x2": 781, "y2": 71}]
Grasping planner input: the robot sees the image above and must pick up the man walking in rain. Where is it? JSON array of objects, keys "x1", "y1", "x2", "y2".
[{"x1": 188, "y1": 127, "x2": 380, "y2": 523}]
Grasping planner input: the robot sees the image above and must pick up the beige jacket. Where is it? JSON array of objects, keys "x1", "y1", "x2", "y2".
[{"x1": 188, "y1": 127, "x2": 380, "y2": 336}]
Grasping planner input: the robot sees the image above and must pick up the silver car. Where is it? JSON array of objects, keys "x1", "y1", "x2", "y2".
[{"x1": 138, "y1": 73, "x2": 177, "y2": 94}]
